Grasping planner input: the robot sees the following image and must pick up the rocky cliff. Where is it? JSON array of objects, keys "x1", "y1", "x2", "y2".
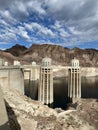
[
  {"x1": 4, "y1": 44, "x2": 98, "y2": 67},
  {"x1": 5, "y1": 44, "x2": 27, "y2": 57}
]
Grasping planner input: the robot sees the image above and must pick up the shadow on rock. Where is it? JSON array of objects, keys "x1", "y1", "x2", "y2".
[
  {"x1": 5, "y1": 100, "x2": 21, "y2": 130},
  {"x1": 0, "y1": 121, "x2": 10, "y2": 130}
]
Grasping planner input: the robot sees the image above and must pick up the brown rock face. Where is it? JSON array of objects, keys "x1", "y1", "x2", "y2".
[
  {"x1": 3, "y1": 44, "x2": 98, "y2": 66},
  {"x1": 0, "y1": 50, "x2": 16, "y2": 64},
  {"x1": 5, "y1": 44, "x2": 27, "y2": 57},
  {"x1": 21, "y1": 44, "x2": 70, "y2": 65}
]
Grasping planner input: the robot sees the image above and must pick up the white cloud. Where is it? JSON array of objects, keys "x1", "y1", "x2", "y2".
[
  {"x1": 51, "y1": 21, "x2": 70, "y2": 38},
  {"x1": 24, "y1": 23, "x2": 32, "y2": 31},
  {"x1": 26, "y1": 1, "x2": 46, "y2": 15},
  {"x1": 0, "y1": 21, "x2": 31, "y2": 42},
  {"x1": 39, "y1": 27, "x2": 55, "y2": 37},
  {"x1": 54, "y1": 21, "x2": 62, "y2": 29},
  {"x1": 24, "y1": 22, "x2": 55, "y2": 37},
  {"x1": 0, "y1": 31, "x2": 17, "y2": 42},
  {"x1": 59, "y1": 28, "x2": 70, "y2": 38},
  {"x1": 69, "y1": 27, "x2": 81, "y2": 35},
  {"x1": 0, "y1": 0, "x2": 98, "y2": 47},
  {"x1": 0, "y1": 0, "x2": 46, "y2": 24},
  {"x1": 0, "y1": 19, "x2": 9, "y2": 27},
  {"x1": 31, "y1": 23, "x2": 42, "y2": 30},
  {"x1": 44, "y1": 0, "x2": 98, "y2": 44},
  {"x1": 0, "y1": 10, "x2": 17, "y2": 25},
  {"x1": 18, "y1": 26, "x2": 31, "y2": 41}
]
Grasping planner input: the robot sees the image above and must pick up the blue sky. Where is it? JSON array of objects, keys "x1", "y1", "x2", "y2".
[{"x1": 0, "y1": 0, "x2": 98, "y2": 50}]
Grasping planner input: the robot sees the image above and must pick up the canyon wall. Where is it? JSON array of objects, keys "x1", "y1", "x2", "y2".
[{"x1": 53, "y1": 66, "x2": 98, "y2": 77}]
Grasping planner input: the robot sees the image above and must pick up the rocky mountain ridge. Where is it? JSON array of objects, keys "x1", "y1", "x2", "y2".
[
  {"x1": 5, "y1": 44, "x2": 27, "y2": 57},
  {"x1": 2, "y1": 44, "x2": 98, "y2": 66}
]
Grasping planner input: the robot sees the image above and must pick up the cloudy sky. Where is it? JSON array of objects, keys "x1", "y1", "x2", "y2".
[{"x1": 0, "y1": 0, "x2": 98, "y2": 49}]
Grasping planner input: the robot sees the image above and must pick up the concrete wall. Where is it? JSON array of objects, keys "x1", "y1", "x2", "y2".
[
  {"x1": 0, "y1": 67, "x2": 24, "y2": 94},
  {"x1": 23, "y1": 65, "x2": 40, "y2": 80},
  {"x1": 23, "y1": 65, "x2": 39, "y2": 99}
]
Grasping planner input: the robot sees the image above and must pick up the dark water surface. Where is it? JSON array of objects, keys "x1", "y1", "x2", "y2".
[
  {"x1": 82, "y1": 77, "x2": 98, "y2": 98},
  {"x1": 25, "y1": 77, "x2": 98, "y2": 109},
  {"x1": 53, "y1": 77, "x2": 68, "y2": 109}
]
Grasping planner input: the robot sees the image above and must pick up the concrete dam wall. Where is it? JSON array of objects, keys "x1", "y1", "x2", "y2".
[{"x1": 0, "y1": 66, "x2": 24, "y2": 94}]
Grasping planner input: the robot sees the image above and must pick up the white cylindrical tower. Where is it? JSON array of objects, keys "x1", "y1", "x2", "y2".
[
  {"x1": 68, "y1": 58, "x2": 81, "y2": 100},
  {"x1": 4, "y1": 61, "x2": 8, "y2": 66},
  {"x1": 71, "y1": 58, "x2": 79, "y2": 68},
  {"x1": 32, "y1": 61, "x2": 36, "y2": 66},
  {"x1": 38, "y1": 57, "x2": 53, "y2": 105},
  {"x1": 14, "y1": 60, "x2": 20, "y2": 66}
]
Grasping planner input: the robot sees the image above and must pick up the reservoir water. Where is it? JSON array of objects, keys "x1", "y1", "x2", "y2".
[{"x1": 25, "y1": 76, "x2": 98, "y2": 109}]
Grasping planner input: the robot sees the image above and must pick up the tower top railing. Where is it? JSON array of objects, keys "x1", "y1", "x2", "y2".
[
  {"x1": 41, "y1": 57, "x2": 52, "y2": 68},
  {"x1": 71, "y1": 58, "x2": 79, "y2": 68}
]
